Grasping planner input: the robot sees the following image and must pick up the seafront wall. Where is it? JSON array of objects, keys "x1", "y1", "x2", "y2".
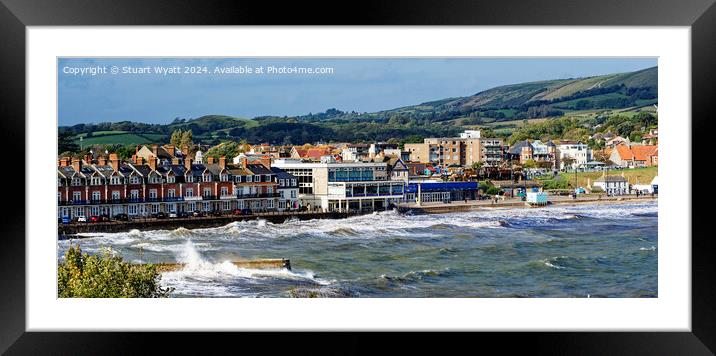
[
  {"x1": 403, "y1": 195, "x2": 658, "y2": 214},
  {"x1": 58, "y1": 211, "x2": 352, "y2": 238}
]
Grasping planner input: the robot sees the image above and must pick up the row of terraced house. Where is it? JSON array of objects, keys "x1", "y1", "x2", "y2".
[{"x1": 57, "y1": 148, "x2": 299, "y2": 219}]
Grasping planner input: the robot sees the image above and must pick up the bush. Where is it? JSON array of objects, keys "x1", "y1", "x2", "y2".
[
  {"x1": 486, "y1": 186, "x2": 501, "y2": 195},
  {"x1": 58, "y1": 245, "x2": 173, "y2": 298},
  {"x1": 542, "y1": 180, "x2": 569, "y2": 190}
]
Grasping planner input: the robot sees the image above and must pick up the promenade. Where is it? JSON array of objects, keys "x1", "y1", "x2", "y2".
[{"x1": 400, "y1": 194, "x2": 657, "y2": 214}]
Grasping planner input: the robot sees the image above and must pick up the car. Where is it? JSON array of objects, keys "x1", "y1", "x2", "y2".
[
  {"x1": 192, "y1": 210, "x2": 205, "y2": 217},
  {"x1": 89, "y1": 215, "x2": 101, "y2": 222},
  {"x1": 151, "y1": 212, "x2": 168, "y2": 219},
  {"x1": 168, "y1": 212, "x2": 178, "y2": 218},
  {"x1": 76, "y1": 216, "x2": 87, "y2": 222},
  {"x1": 113, "y1": 213, "x2": 129, "y2": 221},
  {"x1": 177, "y1": 211, "x2": 190, "y2": 218},
  {"x1": 209, "y1": 210, "x2": 223, "y2": 217},
  {"x1": 240, "y1": 208, "x2": 252, "y2": 215},
  {"x1": 60, "y1": 216, "x2": 71, "y2": 224}
]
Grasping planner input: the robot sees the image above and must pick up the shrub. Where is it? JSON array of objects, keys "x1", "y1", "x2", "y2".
[{"x1": 58, "y1": 245, "x2": 173, "y2": 298}]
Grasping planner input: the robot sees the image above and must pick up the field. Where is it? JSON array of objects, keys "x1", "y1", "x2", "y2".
[
  {"x1": 553, "y1": 166, "x2": 658, "y2": 189},
  {"x1": 74, "y1": 132, "x2": 167, "y2": 146}
]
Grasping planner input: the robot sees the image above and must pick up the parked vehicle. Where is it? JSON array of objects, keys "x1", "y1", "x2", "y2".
[
  {"x1": 177, "y1": 211, "x2": 190, "y2": 218},
  {"x1": 232, "y1": 209, "x2": 251, "y2": 215},
  {"x1": 89, "y1": 215, "x2": 102, "y2": 222},
  {"x1": 209, "y1": 210, "x2": 223, "y2": 217},
  {"x1": 168, "y1": 212, "x2": 178, "y2": 218},
  {"x1": 151, "y1": 212, "x2": 168, "y2": 219},
  {"x1": 192, "y1": 210, "x2": 205, "y2": 217},
  {"x1": 60, "y1": 216, "x2": 71, "y2": 224},
  {"x1": 76, "y1": 216, "x2": 87, "y2": 222},
  {"x1": 113, "y1": 213, "x2": 129, "y2": 221}
]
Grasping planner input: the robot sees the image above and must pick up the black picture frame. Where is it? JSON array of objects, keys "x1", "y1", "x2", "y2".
[{"x1": 1, "y1": 0, "x2": 714, "y2": 354}]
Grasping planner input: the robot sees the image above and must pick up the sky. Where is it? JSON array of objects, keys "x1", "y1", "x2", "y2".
[{"x1": 58, "y1": 58, "x2": 657, "y2": 126}]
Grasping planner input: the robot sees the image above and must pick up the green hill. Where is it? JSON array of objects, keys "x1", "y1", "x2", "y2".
[{"x1": 59, "y1": 66, "x2": 657, "y2": 147}]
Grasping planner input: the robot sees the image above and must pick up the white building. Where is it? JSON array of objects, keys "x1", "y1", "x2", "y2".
[
  {"x1": 557, "y1": 141, "x2": 592, "y2": 169},
  {"x1": 593, "y1": 175, "x2": 629, "y2": 195},
  {"x1": 272, "y1": 159, "x2": 405, "y2": 212},
  {"x1": 460, "y1": 130, "x2": 482, "y2": 139}
]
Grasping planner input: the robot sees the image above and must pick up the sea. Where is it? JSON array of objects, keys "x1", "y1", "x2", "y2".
[{"x1": 57, "y1": 200, "x2": 658, "y2": 298}]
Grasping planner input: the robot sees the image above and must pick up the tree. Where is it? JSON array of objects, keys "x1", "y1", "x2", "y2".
[
  {"x1": 523, "y1": 159, "x2": 537, "y2": 169},
  {"x1": 58, "y1": 131, "x2": 79, "y2": 155},
  {"x1": 58, "y1": 245, "x2": 172, "y2": 298},
  {"x1": 180, "y1": 130, "x2": 194, "y2": 147},
  {"x1": 561, "y1": 157, "x2": 576, "y2": 170}
]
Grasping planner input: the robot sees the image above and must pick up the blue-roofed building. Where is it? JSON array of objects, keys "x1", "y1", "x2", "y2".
[{"x1": 404, "y1": 181, "x2": 480, "y2": 204}]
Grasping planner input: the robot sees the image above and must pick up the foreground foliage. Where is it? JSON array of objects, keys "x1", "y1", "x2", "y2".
[{"x1": 58, "y1": 245, "x2": 173, "y2": 298}]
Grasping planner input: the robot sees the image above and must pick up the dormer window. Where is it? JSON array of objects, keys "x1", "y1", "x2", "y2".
[
  {"x1": 110, "y1": 176, "x2": 121, "y2": 185},
  {"x1": 246, "y1": 175, "x2": 252, "y2": 183},
  {"x1": 70, "y1": 178, "x2": 82, "y2": 186},
  {"x1": 186, "y1": 175, "x2": 193, "y2": 183},
  {"x1": 220, "y1": 174, "x2": 228, "y2": 182},
  {"x1": 166, "y1": 175, "x2": 175, "y2": 183},
  {"x1": 149, "y1": 175, "x2": 162, "y2": 184},
  {"x1": 203, "y1": 173, "x2": 212, "y2": 182},
  {"x1": 129, "y1": 176, "x2": 141, "y2": 184},
  {"x1": 90, "y1": 177, "x2": 102, "y2": 185}
]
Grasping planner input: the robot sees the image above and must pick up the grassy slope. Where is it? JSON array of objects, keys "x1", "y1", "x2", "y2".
[{"x1": 555, "y1": 166, "x2": 658, "y2": 189}]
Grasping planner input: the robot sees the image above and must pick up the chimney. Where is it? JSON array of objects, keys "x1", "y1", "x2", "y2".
[
  {"x1": 219, "y1": 156, "x2": 227, "y2": 169},
  {"x1": 109, "y1": 153, "x2": 120, "y2": 171},
  {"x1": 151, "y1": 144, "x2": 159, "y2": 156},
  {"x1": 171, "y1": 157, "x2": 180, "y2": 165},
  {"x1": 184, "y1": 157, "x2": 193, "y2": 171},
  {"x1": 97, "y1": 156, "x2": 107, "y2": 166},
  {"x1": 136, "y1": 145, "x2": 141, "y2": 155},
  {"x1": 260, "y1": 156, "x2": 271, "y2": 169},
  {"x1": 71, "y1": 158, "x2": 82, "y2": 172},
  {"x1": 207, "y1": 156, "x2": 215, "y2": 165},
  {"x1": 83, "y1": 154, "x2": 93, "y2": 164},
  {"x1": 148, "y1": 156, "x2": 157, "y2": 171},
  {"x1": 135, "y1": 156, "x2": 144, "y2": 165},
  {"x1": 239, "y1": 156, "x2": 248, "y2": 168},
  {"x1": 59, "y1": 157, "x2": 70, "y2": 167}
]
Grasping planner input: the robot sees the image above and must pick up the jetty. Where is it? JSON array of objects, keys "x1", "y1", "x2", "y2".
[{"x1": 150, "y1": 258, "x2": 291, "y2": 272}]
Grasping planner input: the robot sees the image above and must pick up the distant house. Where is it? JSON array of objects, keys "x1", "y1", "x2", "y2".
[
  {"x1": 609, "y1": 144, "x2": 658, "y2": 167},
  {"x1": 593, "y1": 175, "x2": 629, "y2": 195},
  {"x1": 290, "y1": 146, "x2": 334, "y2": 161}
]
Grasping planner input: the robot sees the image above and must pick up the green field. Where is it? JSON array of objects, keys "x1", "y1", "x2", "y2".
[
  {"x1": 556, "y1": 166, "x2": 658, "y2": 189},
  {"x1": 75, "y1": 133, "x2": 167, "y2": 146}
]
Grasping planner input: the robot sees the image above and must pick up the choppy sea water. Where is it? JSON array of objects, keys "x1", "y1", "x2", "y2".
[{"x1": 57, "y1": 201, "x2": 658, "y2": 298}]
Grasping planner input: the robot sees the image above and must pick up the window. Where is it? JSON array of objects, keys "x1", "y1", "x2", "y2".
[
  {"x1": 267, "y1": 187, "x2": 273, "y2": 194},
  {"x1": 151, "y1": 204, "x2": 159, "y2": 213},
  {"x1": 166, "y1": 175, "x2": 175, "y2": 183},
  {"x1": 290, "y1": 190, "x2": 296, "y2": 198},
  {"x1": 254, "y1": 175, "x2": 261, "y2": 182},
  {"x1": 267, "y1": 199, "x2": 274, "y2": 208},
  {"x1": 111, "y1": 191, "x2": 120, "y2": 200},
  {"x1": 292, "y1": 179, "x2": 297, "y2": 186},
  {"x1": 129, "y1": 176, "x2": 141, "y2": 184},
  {"x1": 279, "y1": 191, "x2": 285, "y2": 198},
  {"x1": 220, "y1": 174, "x2": 228, "y2": 182},
  {"x1": 91, "y1": 177, "x2": 102, "y2": 185},
  {"x1": 168, "y1": 189, "x2": 176, "y2": 198},
  {"x1": 110, "y1": 176, "x2": 121, "y2": 185},
  {"x1": 220, "y1": 187, "x2": 228, "y2": 196},
  {"x1": 130, "y1": 190, "x2": 140, "y2": 199},
  {"x1": 203, "y1": 188, "x2": 212, "y2": 197},
  {"x1": 185, "y1": 188, "x2": 194, "y2": 197},
  {"x1": 223, "y1": 201, "x2": 231, "y2": 210},
  {"x1": 203, "y1": 174, "x2": 212, "y2": 182},
  {"x1": 186, "y1": 175, "x2": 194, "y2": 183},
  {"x1": 149, "y1": 175, "x2": 161, "y2": 184},
  {"x1": 73, "y1": 191, "x2": 82, "y2": 201},
  {"x1": 71, "y1": 178, "x2": 82, "y2": 186},
  {"x1": 279, "y1": 179, "x2": 285, "y2": 187},
  {"x1": 149, "y1": 189, "x2": 158, "y2": 198},
  {"x1": 246, "y1": 175, "x2": 252, "y2": 182}
]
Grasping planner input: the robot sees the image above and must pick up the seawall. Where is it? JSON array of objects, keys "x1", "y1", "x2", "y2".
[{"x1": 58, "y1": 211, "x2": 352, "y2": 238}]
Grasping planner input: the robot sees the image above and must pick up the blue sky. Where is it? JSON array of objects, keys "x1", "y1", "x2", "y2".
[{"x1": 58, "y1": 58, "x2": 657, "y2": 126}]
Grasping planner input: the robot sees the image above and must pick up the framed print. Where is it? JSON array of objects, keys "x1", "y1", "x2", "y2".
[{"x1": 1, "y1": 0, "x2": 714, "y2": 354}]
